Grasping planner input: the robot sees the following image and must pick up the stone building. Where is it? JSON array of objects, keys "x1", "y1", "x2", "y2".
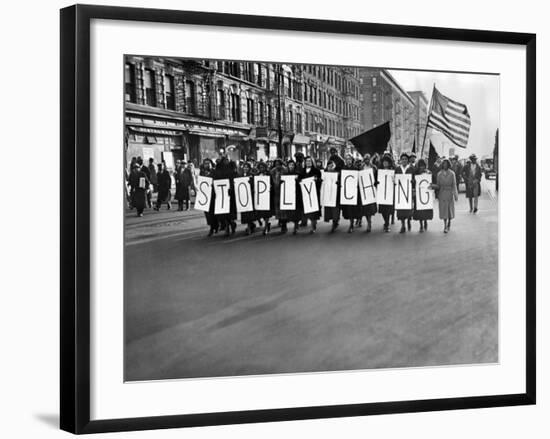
[
  {"x1": 124, "y1": 56, "x2": 363, "y2": 168},
  {"x1": 359, "y1": 68, "x2": 417, "y2": 156}
]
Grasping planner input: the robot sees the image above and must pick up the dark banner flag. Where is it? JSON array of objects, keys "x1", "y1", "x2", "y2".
[
  {"x1": 428, "y1": 141, "x2": 439, "y2": 171},
  {"x1": 349, "y1": 121, "x2": 391, "y2": 156}
]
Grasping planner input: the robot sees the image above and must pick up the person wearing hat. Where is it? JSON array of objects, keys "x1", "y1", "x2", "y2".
[
  {"x1": 154, "y1": 162, "x2": 172, "y2": 211},
  {"x1": 340, "y1": 155, "x2": 362, "y2": 233},
  {"x1": 395, "y1": 152, "x2": 415, "y2": 233},
  {"x1": 328, "y1": 146, "x2": 345, "y2": 171},
  {"x1": 128, "y1": 163, "x2": 150, "y2": 217},
  {"x1": 360, "y1": 153, "x2": 378, "y2": 233},
  {"x1": 408, "y1": 152, "x2": 417, "y2": 173},
  {"x1": 450, "y1": 155, "x2": 462, "y2": 191},
  {"x1": 462, "y1": 153, "x2": 482, "y2": 213},
  {"x1": 239, "y1": 162, "x2": 257, "y2": 235},
  {"x1": 413, "y1": 159, "x2": 433, "y2": 232},
  {"x1": 378, "y1": 154, "x2": 395, "y2": 233},
  {"x1": 323, "y1": 160, "x2": 341, "y2": 233},
  {"x1": 432, "y1": 158, "x2": 458, "y2": 233},
  {"x1": 200, "y1": 158, "x2": 219, "y2": 236}
]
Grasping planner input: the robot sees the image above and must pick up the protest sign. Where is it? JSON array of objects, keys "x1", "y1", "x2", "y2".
[
  {"x1": 254, "y1": 175, "x2": 271, "y2": 211},
  {"x1": 234, "y1": 177, "x2": 253, "y2": 213},
  {"x1": 139, "y1": 177, "x2": 146, "y2": 189},
  {"x1": 321, "y1": 172, "x2": 338, "y2": 207},
  {"x1": 394, "y1": 174, "x2": 413, "y2": 210},
  {"x1": 358, "y1": 168, "x2": 377, "y2": 206},
  {"x1": 300, "y1": 177, "x2": 319, "y2": 214},
  {"x1": 340, "y1": 170, "x2": 358, "y2": 205},
  {"x1": 213, "y1": 179, "x2": 231, "y2": 214},
  {"x1": 377, "y1": 169, "x2": 395, "y2": 205},
  {"x1": 194, "y1": 175, "x2": 213, "y2": 212},
  {"x1": 280, "y1": 175, "x2": 297, "y2": 210},
  {"x1": 415, "y1": 173, "x2": 434, "y2": 210}
]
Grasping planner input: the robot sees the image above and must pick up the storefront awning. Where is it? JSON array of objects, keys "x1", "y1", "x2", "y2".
[{"x1": 293, "y1": 134, "x2": 311, "y2": 145}]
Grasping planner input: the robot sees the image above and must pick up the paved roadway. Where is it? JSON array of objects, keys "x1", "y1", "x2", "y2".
[{"x1": 124, "y1": 177, "x2": 498, "y2": 381}]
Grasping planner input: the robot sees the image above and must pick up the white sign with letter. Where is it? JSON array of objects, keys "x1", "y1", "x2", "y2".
[
  {"x1": 321, "y1": 172, "x2": 338, "y2": 208},
  {"x1": 300, "y1": 177, "x2": 319, "y2": 214},
  {"x1": 234, "y1": 177, "x2": 253, "y2": 213},
  {"x1": 194, "y1": 176, "x2": 213, "y2": 212},
  {"x1": 213, "y1": 179, "x2": 231, "y2": 214},
  {"x1": 358, "y1": 168, "x2": 377, "y2": 206},
  {"x1": 254, "y1": 175, "x2": 271, "y2": 211},
  {"x1": 394, "y1": 174, "x2": 413, "y2": 210},
  {"x1": 377, "y1": 170, "x2": 395, "y2": 205},
  {"x1": 340, "y1": 170, "x2": 358, "y2": 205},
  {"x1": 415, "y1": 173, "x2": 434, "y2": 210},
  {"x1": 280, "y1": 175, "x2": 296, "y2": 210}
]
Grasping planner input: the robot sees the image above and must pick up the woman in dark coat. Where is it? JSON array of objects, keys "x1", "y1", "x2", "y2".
[
  {"x1": 255, "y1": 161, "x2": 273, "y2": 235},
  {"x1": 378, "y1": 154, "x2": 395, "y2": 233},
  {"x1": 200, "y1": 159, "x2": 219, "y2": 236},
  {"x1": 213, "y1": 157, "x2": 238, "y2": 236},
  {"x1": 175, "y1": 162, "x2": 195, "y2": 211},
  {"x1": 239, "y1": 162, "x2": 257, "y2": 235},
  {"x1": 395, "y1": 152, "x2": 415, "y2": 233},
  {"x1": 462, "y1": 153, "x2": 482, "y2": 213},
  {"x1": 299, "y1": 156, "x2": 322, "y2": 234},
  {"x1": 340, "y1": 155, "x2": 362, "y2": 233},
  {"x1": 323, "y1": 160, "x2": 341, "y2": 233},
  {"x1": 361, "y1": 153, "x2": 378, "y2": 233},
  {"x1": 285, "y1": 160, "x2": 301, "y2": 235},
  {"x1": 129, "y1": 163, "x2": 149, "y2": 217},
  {"x1": 155, "y1": 163, "x2": 172, "y2": 211},
  {"x1": 271, "y1": 159, "x2": 291, "y2": 234},
  {"x1": 412, "y1": 159, "x2": 433, "y2": 232}
]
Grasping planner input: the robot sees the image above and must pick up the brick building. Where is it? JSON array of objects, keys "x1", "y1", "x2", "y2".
[
  {"x1": 359, "y1": 68, "x2": 416, "y2": 156},
  {"x1": 124, "y1": 56, "x2": 364, "y2": 168}
]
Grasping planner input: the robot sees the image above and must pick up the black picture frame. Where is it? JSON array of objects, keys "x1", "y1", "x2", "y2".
[{"x1": 60, "y1": 4, "x2": 536, "y2": 434}]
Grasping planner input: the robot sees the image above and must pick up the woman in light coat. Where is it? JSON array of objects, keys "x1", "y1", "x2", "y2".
[{"x1": 432, "y1": 158, "x2": 458, "y2": 233}]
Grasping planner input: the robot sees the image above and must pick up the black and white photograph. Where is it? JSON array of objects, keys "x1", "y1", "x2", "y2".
[{"x1": 124, "y1": 57, "x2": 499, "y2": 382}]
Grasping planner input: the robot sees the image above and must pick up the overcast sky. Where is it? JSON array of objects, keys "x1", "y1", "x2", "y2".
[{"x1": 387, "y1": 69, "x2": 499, "y2": 158}]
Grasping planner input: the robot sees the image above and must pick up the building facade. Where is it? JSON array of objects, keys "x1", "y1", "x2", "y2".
[
  {"x1": 359, "y1": 68, "x2": 416, "y2": 156},
  {"x1": 124, "y1": 56, "x2": 363, "y2": 169}
]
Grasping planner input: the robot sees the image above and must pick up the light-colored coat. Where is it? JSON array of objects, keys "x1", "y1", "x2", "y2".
[{"x1": 436, "y1": 169, "x2": 458, "y2": 219}]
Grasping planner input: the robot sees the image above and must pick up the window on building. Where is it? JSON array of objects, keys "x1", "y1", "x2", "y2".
[
  {"x1": 246, "y1": 98, "x2": 255, "y2": 124},
  {"x1": 217, "y1": 89, "x2": 225, "y2": 119},
  {"x1": 372, "y1": 92, "x2": 377, "y2": 103},
  {"x1": 124, "y1": 63, "x2": 136, "y2": 103},
  {"x1": 296, "y1": 113, "x2": 302, "y2": 133},
  {"x1": 258, "y1": 101, "x2": 264, "y2": 125},
  {"x1": 231, "y1": 93, "x2": 241, "y2": 122},
  {"x1": 144, "y1": 69, "x2": 156, "y2": 107},
  {"x1": 304, "y1": 84, "x2": 308, "y2": 101},
  {"x1": 164, "y1": 74, "x2": 175, "y2": 110},
  {"x1": 185, "y1": 80, "x2": 195, "y2": 113},
  {"x1": 288, "y1": 110, "x2": 294, "y2": 131},
  {"x1": 372, "y1": 76, "x2": 377, "y2": 87},
  {"x1": 267, "y1": 104, "x2": 273, "y2": 128}
]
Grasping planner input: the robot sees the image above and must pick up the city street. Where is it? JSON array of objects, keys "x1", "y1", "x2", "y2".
[{"x1": 124, "y1": 178, "x2": 498, "y2": 381}]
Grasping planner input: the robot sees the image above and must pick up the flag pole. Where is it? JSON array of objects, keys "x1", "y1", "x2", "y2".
[{"x1": 420, "y1": 84, "x2": 436, "y2": 159}]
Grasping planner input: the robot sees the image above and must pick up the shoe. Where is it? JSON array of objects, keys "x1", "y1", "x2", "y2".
[
  {"x1": 444, "y1": 226, "x2": 448, "y2": 233},
  {"x1": 400, "y1": 226, "x2": 406, "y2": 233},
  {"x1": 473, "y1": 207, "x2": 478, "y2": 213},
  {"x1": 207, "y1": 228, "x2": 214, "y2": 237}
]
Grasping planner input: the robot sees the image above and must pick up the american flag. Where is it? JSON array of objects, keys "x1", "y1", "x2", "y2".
[{"x1": 427, "y1": 86, "x2": 471, "y2": 149}]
